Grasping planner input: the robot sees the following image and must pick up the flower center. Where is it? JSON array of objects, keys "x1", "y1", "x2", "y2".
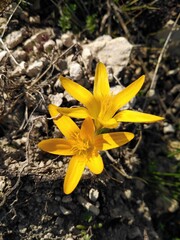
[{"x1": 70, "y1": 133, "x2": 94, "y2": 155}]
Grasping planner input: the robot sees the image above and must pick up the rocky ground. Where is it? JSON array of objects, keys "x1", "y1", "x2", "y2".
[{"x1": 0, "y1": 1, "x2": 179, "y2": 240}]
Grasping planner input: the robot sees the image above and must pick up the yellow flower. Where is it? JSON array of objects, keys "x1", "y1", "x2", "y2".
[
  {"x1": 57, "y1": 62, "x2": 164, "y2": 130},
  {"x1": 38, "y1": 104, "x2": 134, "y2": 194}
]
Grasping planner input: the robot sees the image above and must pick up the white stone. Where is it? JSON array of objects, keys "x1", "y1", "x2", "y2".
[
  {"x1": 29, "y1": 15, "x2": 40, "y2": 24},
  {"x1": 12, "y1": 48, "x2": 27, "y2": 62},
  {"x1": 89, "y1": 188, "x2": 99, "y2": 202},
  {"x1": 0, "y1": 50, "x2": 8, "y2": 64},
  {"x1": 61, "y1": 32, "x2": 73, "y2": 47},
  {"x1": 60, "y1": 205, "x2": 72, "y2": 215},
  {"x1": 48, "y1": 93, "x2": 63, "y2": 106},
  {"x1": 0, "y1": 176, "x2": 6, "y2": 192},
  {"x1": 69, "y1": 62, "x2": 83, "y2": 81},
  {"x1": 163, "y1": 123, "x2": 175, "y2": 134},
  {"x1": 11, "y1": 61, "x2": 26, "y2": 77},
  {"x1": 82, "y1": 47, "x2": 93, "y2": 72},
  {"x1": 6, "y1": 29, "x2": 25, "y2": 49},
  {"x1": 26, "y1": 60, "x2": 43, "y2": 77},
  {"x1": 83, "y1": 35, "x2": 132, "y2": 76},
  {"x1": 43, "y1": 39, "x2": 55, "y2": 52},
  {"x1": 23, "y1": 28, "x2": 54, "y2": 51}
]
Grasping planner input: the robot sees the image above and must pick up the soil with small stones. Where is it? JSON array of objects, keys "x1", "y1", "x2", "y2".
[{"x1": 0, "y1": 1, "x2": 179, "y2": 240}]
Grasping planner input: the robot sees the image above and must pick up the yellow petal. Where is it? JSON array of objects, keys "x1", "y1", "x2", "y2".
[
  {"x1": 114, "y1": 110, "x2": 164, "y2": 123},
  {"x1": 95, "y1": 132, "x2": 134, "y2": 151},
  {"x1": 93, "y1": 62, "x2": 110, "y2": 97},
  {"x1": 63, "y1": 155, "x2": 86, "y2": 194},
  {"x1": 57, "y1": 106, "x2": 90, "y2": 118},
  {"x1": 60, "y1": 76, "x2": 95, "y2": 109},
  {"x1": 97, "y1": 117, "x2": 119, "y2": 129},
  {"x1": 80, "y1": 117, "x2": 95, "y2": 141},
  {"x1": 38, "y1": 139, "x2": 74, "y2": 155},
  {"x1": 112, "y1": 75, "x2": 145, "y2": 113},
  {"x1": 48, "y1": 104, "x2": 79, "y2": 138},
  {"x1": 86, "y1": 154, "x2": 104, "y2": 174}
]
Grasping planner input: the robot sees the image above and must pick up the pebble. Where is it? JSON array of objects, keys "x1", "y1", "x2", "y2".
[
  {"x1": 56, "y1": 39, "x2": 63, "y2": 49},
  {"x1": 48, "y1": 93, "x2": 63, "y2": 106},
  {"x1": 69, "y1": 62, "x2": 83, "y2": 81},
  {"x1": 29, "y1": 15, "x2": 40, "y2": 24},
  {"x1": 0, "y1": 176, "x2": 6, "y2": 192},
  {"x1": 124, "y1": 189, "x2": 132, "y2": 199},
  {"x1": 58, "y1": 161, "x2": 63, "y2": 168},
  {"x1": 26, "y1": 60, "x2": 44, "y2": 77},
  {"x1": 43, "y1": 39, "x2": 55, "y2": 53},
  {"x1": 0, "y1": 50, "x2": 8, "y2": 64},
  {"x1": 82, "y1": 47, "x2": 93, "y2": 71},
  {"x1": 23, "y1": 28, "x2": 54, "y2": 51},
  {"x1": 6, "y1": 29, "x2": 25, "y2": 49},
  {"x1": 89, "y1": 188, "x2": 99, "y2": 202},
  {"x1": 83, "y1": 35, "x2": 132, "y2": 76},
  {"x1": 18, "y1": 224, "x2": 27, "y2": 234},
  {"x1": 60, "y1": 205, "x2": 72, "y2": 215},
  {"x1": 163, "y1": 123, "x2": 175, "y2": 134},
  {"x1": 61, "y1": 32, "x2": 73, "y2": 47},
  {"x1": 77, "y1": 195, "x2": 100, "y2": 216},
  {"x1": 168, "y1": 199, "x2": 179, "y2": 213},
  {"x1": 11, "y1": 61, "x2": 26, "y2": 77},
  {"x1": 12, "y1": 48, "x2": 27, "y2": 62}
]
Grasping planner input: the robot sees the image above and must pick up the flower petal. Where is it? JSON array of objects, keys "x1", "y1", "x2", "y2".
[
  {"x1": 48, "y1": 104, "x2": 79, "y2": 138},
  {"x1": 60, "y1": 76, "x2": 95, "y2": 109},
  {"x1": 95, "y1": 132, "x2": 134, "y2": 151},
  {"x1": 114, "y1": 110, "x2": 164, "y2": 123},
  {"x1": 57, "y1": 106, "x2": 90, "y2": 118},
  {"x1": 112, "y1": 75, "x2": 145, "y2": 113},
  {"x1": 93, "y1": 62, "x2": 110, "y2": 97},
  {"x1": 38, "y1": 138, "x2": 74, "y2": 155},
  {"x1": 97, "y1": 117, "x2": 119, "y2": 129},
  {"x1": 63, "y1": 155, "x2": 86, "y2": 194},
  {"x1": 86, "y1": 154, "x2": 104, "y2": 174},
  {"x1": 80, "y1": 117, "x2": 95, "y2": 141}
]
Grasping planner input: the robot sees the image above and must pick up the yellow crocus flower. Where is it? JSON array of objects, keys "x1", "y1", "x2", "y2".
[
  {"x1": 38, "y1": 104, "x2": 134, "y2": 194},
  {"x1": 57, "y1": 62, "x2": 164, "y2": 130}
]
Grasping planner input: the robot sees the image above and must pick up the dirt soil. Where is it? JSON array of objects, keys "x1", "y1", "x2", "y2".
[{"x1": 0, "y1": 1, "x2": 179, "y2": 240}]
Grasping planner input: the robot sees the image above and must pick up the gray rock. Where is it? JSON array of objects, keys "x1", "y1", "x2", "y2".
[
  {"x1": 89, "y1": 188, "x2": 99, "y2": 202},
  {"x1": 6, "y1": 29, "x2": 25, "y2": 49},
  {"x1": 12, "y1": 48, "x2": 27, "y2": 62},
  {"x1": 69, "y1": 62, "x2": 83, "y2": 81},
  {"x1": 77, "y1": 195, "x2": 100, "y2": 216},
  {"x1": 43, "y1": 39, "x2": 55, "y2": 53},
  {"x1": 83, "y1": 35, "x2": 132, "y2": 76},
  {"x1": 0, "y1": 50, "x2": 8, "y2": 64},
  {"x1": 60, "y1": 205, "x2": 72, "y2": 215},
  {"x1": 11, "y1": 61, "x2": 26, "y2": 77},
  {"x1": 23, "y1": 28, "x2": 54, "y2": 51},
  {"x1": 163, "y1": 123, "x2": 175, "y2": 134},
  {"x1": 29, "y1": 15, "x2": 40, "y2": 24},
  {"x1": 26, "y1": 60, "x2": 43, "y2": 77},
  {"x1": 82, "y1": 47, "x2": 93, "y2": 72},
  {"x1": 48, "y1": 93, "x2": 63, "y2": 106},
  {"x1": 0, "y1": 176, "x2": 6, "y2": 192},
  {"x1": 61, "y1": 32, "x2": 74, "y2": 47}
]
